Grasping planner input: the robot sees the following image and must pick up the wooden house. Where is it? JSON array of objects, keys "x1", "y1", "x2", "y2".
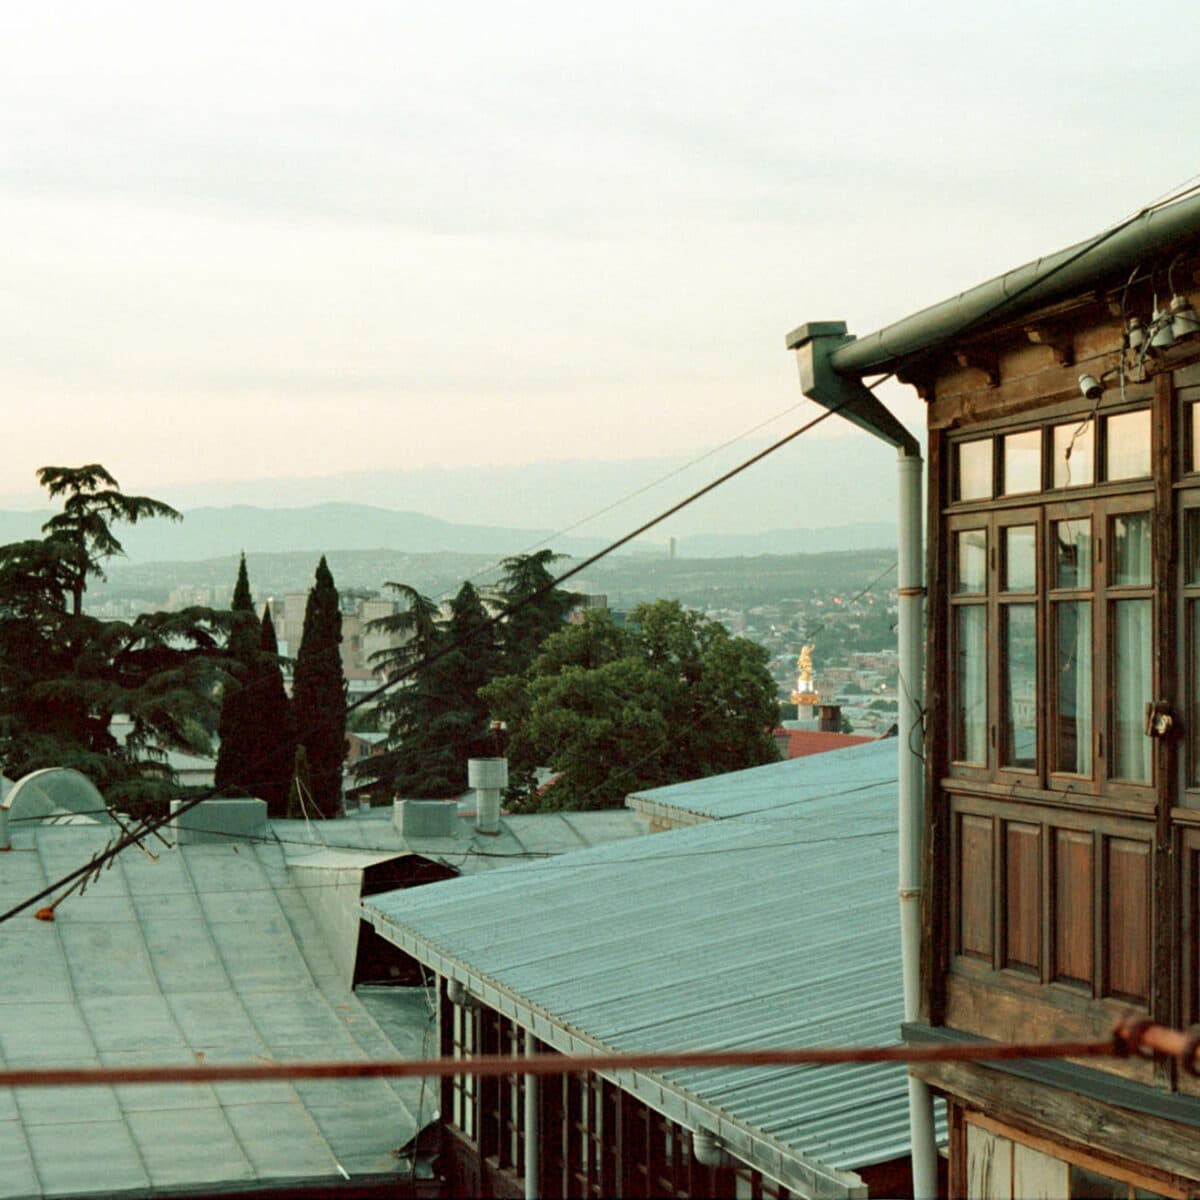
[{"x1": 789, "y1": 190, "x2": 1200, "y2": 1197}]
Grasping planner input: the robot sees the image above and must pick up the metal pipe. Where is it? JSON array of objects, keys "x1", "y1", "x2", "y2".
[
  {"x1": 896, "y1": 451, "x2": 937, "y2": 1200},
  {"x1": 525, "y1": 1035, "x2": 539, "y2": 1200},
  {"x1": 0, "y1": 1036, "x2": 1125, "y2": 1089},
  {"x1": 792, "y1": 326, "x2": 938, "y2": 1198},
  {"x1": 807, "y1": 191, "x2": 1200, "y2": 378}
]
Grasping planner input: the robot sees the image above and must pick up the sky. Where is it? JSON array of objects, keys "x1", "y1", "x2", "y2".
[{"x1": 3, "y1": 1, "x2": 1197, "y2": 519}]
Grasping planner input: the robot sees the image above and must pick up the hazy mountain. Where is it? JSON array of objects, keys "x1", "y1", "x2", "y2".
[
  {"x1": 0, "y1": 435, "x2": 906, "y2": 542},
  {"x1": 0, "y1": 504, "x2": 897, "y2": 566}
]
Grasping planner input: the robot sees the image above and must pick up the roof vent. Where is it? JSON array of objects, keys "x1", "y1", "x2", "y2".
[
  {"x1": 394, "y1": 798, "x2": 458, "y2": 838},
  {"x1": 468, "y1": 758, "x2": 507, "y2": 836},
  {"x1": 170, "y1": 797, "x2": 267, "y2": 845}
]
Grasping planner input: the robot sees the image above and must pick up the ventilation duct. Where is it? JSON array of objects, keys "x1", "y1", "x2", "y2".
[{"x1": 468, "y1": 758, "x2": 507, "y2": 836}]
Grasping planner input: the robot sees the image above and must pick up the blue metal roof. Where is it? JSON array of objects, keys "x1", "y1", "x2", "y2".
[{"x1": 365, "y1": 740, "x2": 939, "y2": 1197}]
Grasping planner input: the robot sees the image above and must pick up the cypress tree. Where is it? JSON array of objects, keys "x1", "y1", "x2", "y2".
[
  {"x1": 253, "y1": 604, "x2": 297, "y2": 818},
  {"x1": 214, "y1": 554, "x2": 259, "y2": 796},
  {"x1": 292, "y1": 556, "x2": 346, "y2": 817}
]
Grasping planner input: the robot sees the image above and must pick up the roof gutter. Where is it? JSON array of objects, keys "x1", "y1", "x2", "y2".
[{"x1": 788, "y1": 190, "x2": 1200, "y2": 381}]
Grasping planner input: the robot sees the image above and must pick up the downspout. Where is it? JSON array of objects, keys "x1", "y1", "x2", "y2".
[
  {"x1": 789, "y1": 322, "x2": 938, "y2": 1200},
  {"x1": 525, "y1": 1034, "x2": 539, "y2": 1200}
]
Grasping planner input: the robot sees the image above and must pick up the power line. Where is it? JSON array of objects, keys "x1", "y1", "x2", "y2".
[{"x1": 0, "y1": 399, "x2": 851, "y2": 928}]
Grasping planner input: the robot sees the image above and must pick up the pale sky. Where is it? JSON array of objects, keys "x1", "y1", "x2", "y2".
[{"x1": 4, "y1": 1, "x2": 1196, "y2": 513}]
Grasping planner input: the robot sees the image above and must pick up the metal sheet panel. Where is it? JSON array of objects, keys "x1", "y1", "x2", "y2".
[{"x1": 366, "y1": 740, "x2": 942, "y2": 1182}]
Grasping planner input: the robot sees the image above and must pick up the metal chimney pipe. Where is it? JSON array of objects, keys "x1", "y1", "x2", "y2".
[{"x1": 468, "y1": 757, "x2": 508, "y2": 836}]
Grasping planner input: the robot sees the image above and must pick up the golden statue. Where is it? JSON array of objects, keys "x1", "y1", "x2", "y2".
[{"x1": 791, "y1": 644, "x2": 820, "y2": 706}]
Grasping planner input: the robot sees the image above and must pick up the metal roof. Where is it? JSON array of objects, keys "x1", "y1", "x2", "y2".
[
  {"x1": 271, "y1": 806, "x2": 647, "y2": 874},
  {"x1": 626, "y1": 739, "x2": 897, "y2": 825},
  {"x1": 0, "y1": 824, "x2": 433, "y2": 1199},
  {"x1": 788, "y1": 189, "x2": 1200, "y2": 378},
  {"x1": 365, "y1": 739, "x2": 941, "y2": 1198}
]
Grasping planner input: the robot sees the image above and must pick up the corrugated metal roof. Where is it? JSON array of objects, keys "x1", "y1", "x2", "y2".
[
  {"x1": 365, "y1": 740, "x2": 940, "y2": 1195},
  {"x1": 0, "y1": 825, "x2": 433, "y2": 1199},
  {"x1": 626, "y1": 738, "x2": 897, "y2": 824},
  {"x1": 272, "y1": 806, "x2": 647, "y2": 873}
]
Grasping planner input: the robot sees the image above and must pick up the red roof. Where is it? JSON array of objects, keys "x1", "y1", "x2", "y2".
[{"x1": 773, "y1": 729, "x2": 877, "y2": 759}]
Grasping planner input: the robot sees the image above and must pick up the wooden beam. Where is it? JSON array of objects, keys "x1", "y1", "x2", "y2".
[
  {"x1": 1024, "y1": 325, "x2": 1074, "y2": 367},
  {"x1": 953, "y1": 347, "x2": 1000, "y2": 387},
  {"x1": 913, "y1": 1058, "x2": 1200, "y2": 1185}
]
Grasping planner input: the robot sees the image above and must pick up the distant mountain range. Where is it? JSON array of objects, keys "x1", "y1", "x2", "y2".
[
  {"x1": 0, "y1": 434, "x2": 908, "y2": 549},
  {"x1": 0, "y1": 503, "x2": 897, "y2": 564}
]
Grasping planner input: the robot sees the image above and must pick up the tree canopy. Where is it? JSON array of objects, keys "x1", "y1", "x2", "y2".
[
  {"x1": 0, "y1": 466, "x2": 227, "y2": 813},
  {"x1": 482, "y1": 600, "x2": 779, "y2": 810},
  {"x1": 292, "y1": 556, "x2": 346, "y2": 817},
  {"x1": 357, "y1": 579, "x2": 500, "y2": 799},
  {"x1": 214, "y1": 554, "x2": 259, "y2": 797}
]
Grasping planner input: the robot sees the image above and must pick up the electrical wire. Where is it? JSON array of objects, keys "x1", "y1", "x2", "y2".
[{"x1": 0, "y1": 399, "x2": 853, "y2": 927}]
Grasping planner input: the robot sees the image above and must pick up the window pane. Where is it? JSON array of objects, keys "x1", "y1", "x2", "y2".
[
  {"x1": 1053, "y1": 419, "x2": 1095, "y2": 487},
  {"x1": 1053, "y1": 601, "x2": 1092, "y2": 776},
  {"x1": 1192, "y1": 402, "x2": 1200, "y2": 474},
  {"x1": 1002, "y1": 430, "x2": 1041, "y2": 495},
  {"x1": 1003, "y1": 526, "x2": 1036, "y2": 591},
  {"x1": 1186, "y1": 509, "x2": 1200, "y2": 586},
  {"x1": 955, "y1": 607, "x2": 987, "y2": 763},
  {"x1": 1002, "y1": 604, "x2": 1037, "y2": 769},
  {"x1": 1111, "y1": 513, "x2": 1151, "y2": 585},
  {"x1": 1192, "y1": 601, "x2": 1200, "y2": 787},
  {"x1": 1053, "y1": 519, "x2": 1092, "y2": 589},
  {"x1": 957, "y1": 439, "x2": 993, "y2": 500},
  {"x1": 1112, "y1": 599, "x2": 1152, "y2": 782},
  {"x1": 1106, "y1": 410, "x2": 1151, "y2": 480},
  {"x1": 955, "y1": 529, "x2": 987, "y2": 593}
]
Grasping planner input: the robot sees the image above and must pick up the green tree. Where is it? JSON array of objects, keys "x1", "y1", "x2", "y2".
[
  {"x1": 0, "y1": 466, "x2": 227, "y2": 814},
  {"x1": 492, "y1": 550, "x2": 578, "y2": 676},
  {"x1": 253, "y1": 605, "x2": 297, "y2": 817},
  {"x1": 356, "y1": 579, "x2": 504, "y2": 800},
  {"x1": 291, "y1": 556, "x2": 346, "y2": 817},
  {"x1": 214, "y1": 554, "x2": 259, "y2": 796},
  {"x1": 482, "y1": 600, "x2": 779, "y2": 810},
  {"x1": 37, "y1": 465, "x2": 181, "y2": 617}
]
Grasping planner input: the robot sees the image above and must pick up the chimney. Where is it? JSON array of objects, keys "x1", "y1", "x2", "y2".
[
  {"x1": 818, "y1": 704, "x2": 842, "y2": 733},
  {"x1": 468, "y1": 757, "x2": 508, "y2": 836}
]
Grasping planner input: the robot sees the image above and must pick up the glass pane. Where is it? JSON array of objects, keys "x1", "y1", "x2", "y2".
[
  {"x1": 1002, "y1": 430, "x2": 1041, "y2": 495},
  {"x1": 1003, "y1": 525, "x2": 1036, "y2": 591},
  {"x1": 1053, "y1": 419, "x2": 1095, "y2": 487},
  {"x1": 1111, "y1": 513, "x2": 1151, "y2": 586},
  {"x1": 1069, "y1": 1163, "x2": 1130, "y2": 1199},
  {"x1": 1112, "y1": 599, "x2": 1151, "y2": 782},
  {"x1": 1053, "y1": 601, "x2": 1092, "y2": 776},
  {"x1": 1053, "y1": 519, "x2": 1092, "y2": 589},
  {"x1": 1192, "y1": 601, "x2": 1200, "y2": 787},
  {"x1": 1002, "y1": 604, "x2": 1037, "y2": 769},
  {"x1": 955, "y1": 606, "x2": 987, "y2": 763},
  {"x1": 1186, "y1": 509, "x2": 1200, "y2": 586},
  {"x1": 1106, "y1": 409, "x2": 1151, "y2": 480},
  {"x1": 1192, "y1": 402, "x2": 1200, "y2": 474},
  {"x1": 955, "y1": 529, "x2": 987, "y2": 593},
  {"x1": 957, "y1": 439, "x2": 993, "y2": 501}
]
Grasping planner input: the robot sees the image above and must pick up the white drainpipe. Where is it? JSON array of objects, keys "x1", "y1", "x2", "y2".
[
  {"x1": 897, "y1": 449, "x2": 938, "y2": 1200},
  {"x1": 525, "y1": 1034, "x2": 539, "y2": 1200},
  {"x1": 790, "y1": 322, "x2": 938, "y2": 1199}
]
